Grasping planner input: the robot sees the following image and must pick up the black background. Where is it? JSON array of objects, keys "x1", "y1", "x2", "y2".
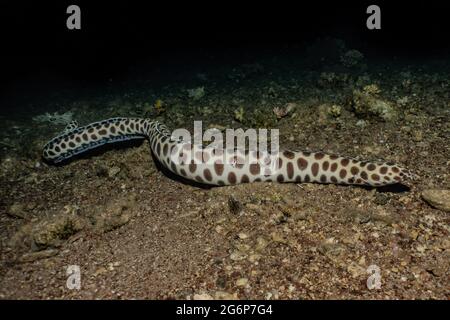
[
  {"x1": 0, "y1": 300, "x2": 444, "y2": 318},
  {"x1": 0, "y1": 1, "x2": 449, "y2": 84}
]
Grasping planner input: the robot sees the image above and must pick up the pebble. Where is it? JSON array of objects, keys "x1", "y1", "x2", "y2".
[
  {"x1": 94, "y1": 267, "x2": 108, "y2": 276},
  {"x1": 230, "y1": 250, "x2": 247, "y2": 261},
  {"x1": 271, "y1": 232, "x2": 286, "y2": 243},
  {"x1": 238, "y1": 232, "x2": 249, "y2": 240},
  {"x1": 374, "y1": 193, "x2": 390, "y2": 205},
  {"x1": 421, "y1": 189, "x2": 450, "y2": 212},
  {"x1": 318, "y1": 242, "x2": 345, "y2": 256},
  {"x1": 193, "y1": 293, "x2": 214, "y2": 300},
  {"x1": 235, "y1": 278, "x2": 248, "y2": 287},
  {"x1": 108, "y1": 166, "x2": 121, "y2": 178},
  {"x1": 248, "y1": 254, "x2": 261, "y2": 263},
  {"x1": 347, "y1": 262, "x2": 366, "y2": 278},
  {"x1": 349, "y1": 209, "x2": 372, "y2": 224},
  {"x1": 416, "y1": 244, "x2": 427, "y2": 253},
  {"x1": 215, "y1": 225, "x2": 224, "y2": 234},
  {"x1": 292, "y1": 212, "x2": 307, "y2": 221},
  {"x1": 228, "y1": 195, "x2": 243, "y2": 215},
  {"x1": 412, "y1": 130, "x2": 423, "y2": 142},
  {"x1": 255, "y1": 237, "x2": 268, "y2": 251},
  {"x1": 6, "y1": 203, "x2": 26, "y2": 219},
  {"x1": 215, "y1": 291, "x2": 237, "y2": 300},
  {"x1": 18, "y1": 249, "x2": 59, "y2": 263},
  {"x1": 356, "y1": 120, "x2": 367, "y2": 128}
]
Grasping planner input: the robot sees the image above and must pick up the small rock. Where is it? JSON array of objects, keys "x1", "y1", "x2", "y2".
[
  {"x1": 108, "y1": 261, "x2": 120, "y2": 271},
  {"x1": 416, "y1": 244, "x2": 427, "y2": 253},
  {"x1": 26, "y1": 202, "x2": 37, "y2": 211},
  {"x1": 372, "y1": 213, "x2": 396, "y2": 226},
  {"x1": 292, "y1": 212, "x2": 307, "y2": 221},
  {"x1": 351, "y1": 89, "x2": 397, "y2": 121},
  {"x1": 228, "y1": 195, "x2": 243, "y2": 215},
  {"x1": 91, "y1": 196, "x2": 136, "y2": 233},
  {"x1": 248, "y1": 254, "x2": 261, "y2": 263},
  {"x1": 18, "y1": 249, "x2": 59, "y2": 263},
  {"x1": 108, "y1": 166, "x2": 121, "y2": 178},
  {"x1": 318, "y1": 239, "x2": 345, "y2": 256},
  {"x1": 271, "y1": 232, "x2": 286, "y2": 244},
  {"x1": 421, "y1": 189, "x2": 450, "y2": 212},
  {"x1": 95, "y1": 164, "x2": 109, "y2": 177},
  {"x1": 412, "y1": 130, "x2": 423, "y2": 142},
  {"x1": 94, "y1": 267, "x2": 108, "y2": 276},
  {"x1": 187, "y1": 87, "x2": 205, "y2": 100},
  {"x1": 356, "y1": 119, "x2": 368, "y2": 128},
  {"x1": 255, "y1": 237, "x2": 269, "y2": 251},
  {"x1": 348, "y1": 209, "x2": 372, "y2": 224},
  {"x1": 230, "y1": 250, "x2": 247, "y2": 261},
  {"x1": 409, "y1": 229, "x2": 419, "y2": 240},
  {"x1": 234, "y1": 243, "x2": 251, "y2": 252},
  {"x1": 425, "y1": 262, "x2": 445, "y2": 277},
  {"x1": 358, "y1": 256, "x2": 366, "y2": 266},
  {"x1": 235, "y1": 278, "x2": 248, "y2": 287},
  {"x1": 6, "y1": 203, "x2": 26, "y2": 219},
  {"x1": 374, "y1": 193, "x2": 390, "y2": 205},
  {"x1": 347, "y1": 262, "x2": 366, "y2": 278},
  {"x1": 193, "y1": 293, "x2": 214, "y2": 300},
  {"x1": 32, "y1": 213, "x2": 86, "y2": 249},
  {"x1": 238, "y1": 233, "x2": 249, "y2": 240},
  {"x1": 207, "y1": 123, "x2": 226, "y2": 131},
  {"x1": 327, "y1": 104, "x2": 342, "y2": 118},
  {"x1": 215, "y1": 291, "x2": 237, "y2": 300},
  {"x1": 245, "y1": 203, "x2": 261, "y2": 211}
]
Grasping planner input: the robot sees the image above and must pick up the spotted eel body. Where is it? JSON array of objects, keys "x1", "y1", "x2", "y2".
[{"x1": 42, "y1": 117, "x2": 412, "y2": 187}]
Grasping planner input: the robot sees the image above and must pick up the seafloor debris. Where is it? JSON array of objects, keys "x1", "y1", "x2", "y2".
[
  {"x1": 362, "y1": 84, "x2": 381, "y2": 95},
  {"x1": 187, "y1": 86, "x2": 205, "y2": 100},
  {"x1": 317, "y1": 103, "x2": 342, "y2": 123},
  {"x1": 327, "y1": 104, "x2": 342, "y2": 118},
  {"x1": 273, "y1": 103, "x2": 296, "y2": 120},
  {"x1": 9, "y1": 210, "x2": 86, "y2": 251},
  {"x1": 228, "y1": 195, "x2": 243, "y2": 215},
  {"x1": 6, "y1": 203, "x2": 27, "y2": 219},
  {"x1": 89, "y1": 195, "x2": 136, "y2": 233},
  {"x1": 154, "y1": 99, "x2": 165, "y2": 114},
  {"x1": 421, "y1": 189, "x2": 450, "y2": 212},
  {"x1": 32, "y1": 111, "x2": 74, "y2": 125},
  {"x1": 234, "y1": 106, "x2": 245, "y2": 122},
  {"x1": 18, "y1": 249, "x2": 59, "y2": 263},
  {"x1": 32, "y1": 213, "x2": 85, "y2": 249},
  {"x1": 9, "y1": 195, "x2": 137, "y2": 252},
  {"x1": 350, "y1": 85, "x2": 397, "y2": 121}
]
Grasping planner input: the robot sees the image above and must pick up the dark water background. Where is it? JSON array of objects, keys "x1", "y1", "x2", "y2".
[{"x1": 0, "y1": 1, "x2": 448, "y2": 119}]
